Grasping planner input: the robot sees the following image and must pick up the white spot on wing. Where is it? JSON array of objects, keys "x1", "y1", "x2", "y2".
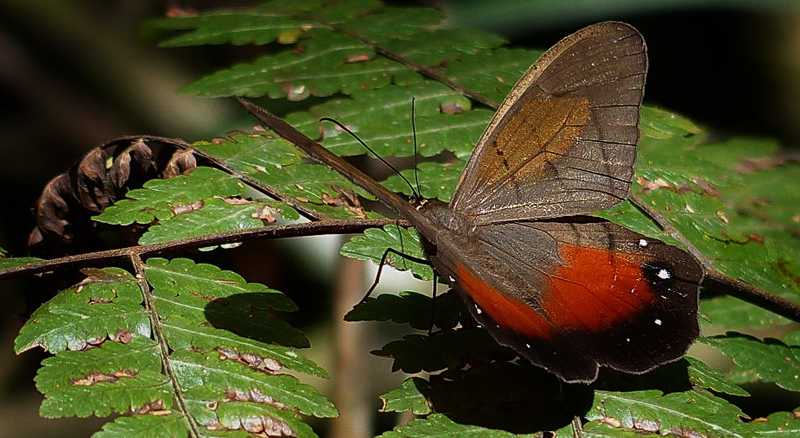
[
  {"x1": 654, "y1": 318, "x2": 663, "y2": 326},
  {"x1": 639, "y1": 239, "x2": 648, "y2": 247},
  {"x1": 657, "y1": 269, "x2": 671, "y2": 280},
  {"x1": 474, "y1": 304, "x2": 483, "y2": 315},
  {"x1": 448, "y1": 276, "x2": 455, "y2": 283}
]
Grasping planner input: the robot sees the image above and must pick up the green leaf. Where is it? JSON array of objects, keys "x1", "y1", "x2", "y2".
[
  {"x1": 162, "y1": 314, "x2": 328, "y2": 378},
  {"x1": 701, "y1": 332, "x2": 800, "y2": 391},
  {"x1": 639, "y1": 106, "x2": 702, "y2": 139},
  {"x1": 158, "y1": 3, "x2": 504, "y2": 100},
  {"x1": 194, "y1": 133, "x2": 374, "y2": 220},
  {"x1": 14, "y1": 256, "x2": 332, "y2": 434},
  {"x1": 171, "y1": 350, "x2": 337, "y2": 418},
  {"x1": 286, "y1": 83, "x2": 486, "y2": 158},
  {"x1": 380, "y1": 377, "x2": 431, "y2": 415},
  {"x1": 379, "y1": 413, "x2": 534, "y2": 438},
  {"x1": 685, "y1": 356, "x2": 750, "y2": 397},
  {"x1": 340, "y1": 225, "x2": 433, "y2": 280},
  {"x1": 139, "y1": 198, "x2": 298, "y2": 245},
  {"x1": 94, "y1": 167, "x2": 245, "y2": 226},
  {"x1": 382, "y1": 160, "x2": 466, "y2": 203},
  {"x1": 199, "y1": 400, "x2": 319, "y2": 438},
  {"x1": 0, "y1": 255, "x2": 44, "y2": 270},
  {"x1": 585, "y1": 389, "x2": 751, "y2": 438},
  {"x1": 750, "y1": 410, "x2": 800, "y2": 437},
  {"x1": 577, "y1": 422, "x2": 661, "y2": 437},
  {"x1": 146, "y1": 257, "x2": 309, "y2": 348},
  {"x1": 14, "y1": 268, "x2": 151, "y2": 354},
  {"x1": 193, "y1": 132, "x2": 305, "y2": 169},
  {"x1": 444, "y1": 47, "x2": 540, "y2": 104},
  {"x1": 154, "y1": 11, "x2": 313, "y2": 47},
  {"x1": 94, "y1": 413, "x2": 192, "y2": 438},
  {"x1": 35, "y1": 337, "x2": 170, "y2": 418}
]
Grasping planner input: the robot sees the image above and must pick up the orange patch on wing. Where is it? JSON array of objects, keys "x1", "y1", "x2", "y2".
[
  {"x1": 456, "y1": 263, "x2": 556, "y2": 339},
  {"x1": 546, "y1": 243, "x2": 656, "y2": 330}
]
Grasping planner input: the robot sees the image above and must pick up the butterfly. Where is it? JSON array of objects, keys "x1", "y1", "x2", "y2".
[{"x1": 237, "y1": 21, "x2": 702, "y2": 383}]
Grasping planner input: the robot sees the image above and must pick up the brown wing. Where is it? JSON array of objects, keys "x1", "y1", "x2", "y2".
[
  {"x1": 450, "y1": 22, "x2": 647, "y2": 225},
  {"x1": 430, "y1": 218, "x2": 701, "y2": 383}
]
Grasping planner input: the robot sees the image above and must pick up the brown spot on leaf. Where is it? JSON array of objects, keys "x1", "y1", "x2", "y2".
[
  {"x1": 224, "y1": 388, "x2": 285, "y2": 410},
  {"x1": 253, "y1": 205, "x2": 278, "y2": 223},
  {"x1": 346, "y1": 53, "x2": 371, "y2": 63},
  {"x1": 217, "y1": 348, "x2": 239, "y2": 361},
  {"x1": 693, "y1": 178, "x2": 719, "y2": 196},
  {"x1": 638, "y1": 176, "x2": 671, "y2": 193},
  {"x1": 241, "y1": 414, "x2": 293, "y2": 435},
  {"x1": 440, "y1": 102, "x2": 468, "y2": 115},
  {"x1": 263, "y1": 358, "x2": 282, "y2": 373},
  {"x1": 114, "y1": 329, "x2": 133, "y2": 344},
  {"x1": 173, "y1": 199, "x2": 204, "y2": 216},
  {"x1": 72, "y1": 369, "x2": 138, "y2": 386},
  {"x1": 737, "y1": 153, "x2": 800, "y2": 173},
  {"x1": 190, "y1": 290, "x2": 225, "y2": 303},
  {"x1": 130, "y1": 399, "x2": 169, "y2": 415},
  {"x1": 639, "y1": 175, "x2": 721, "y2": 198},
  {"x1": 282, "y1": 83, "x2": 309, "y2": 101},
  {"x1": 599, "y1": 416, "x2": 621, "y2": 428},
  {"x1": 224, "y1": 198, "x2": 253, "y2": 206},
  {"x1": 215, "y1": 347, "x2": 284, "y2": 374},
  {"x1": 632, "y1": 418, "x2": 660, "y2": 433},
  {"x1": 667, "y1": 426, "x2": 709, "y2": 438},
  {"x1": 747, "y1": 233, "x2": 765, "y2": 244}
]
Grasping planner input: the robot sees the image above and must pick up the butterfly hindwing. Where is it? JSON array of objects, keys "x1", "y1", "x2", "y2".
[{"x1": 430, "y1": 218, "x2": 701, "y2": 383}]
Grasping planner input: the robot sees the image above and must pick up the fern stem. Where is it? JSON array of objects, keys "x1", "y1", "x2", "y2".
[{"x1": 130, "y1": 253, "x2": 200, "y2": 437}]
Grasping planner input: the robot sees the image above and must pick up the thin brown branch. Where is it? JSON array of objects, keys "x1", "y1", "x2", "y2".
[
  {"x1": 0, "y1": 219, "x2": 404, "y2": 281},
  {"x1": 703, "y1": 269, "x2": 800, "y2": 323}
]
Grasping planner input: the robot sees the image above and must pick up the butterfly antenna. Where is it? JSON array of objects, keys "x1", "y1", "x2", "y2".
[
  {"x1": 319, "y1": 117, "x2": 420, "y2": 199},
  {"x1": 410, "y1": 97, "x2": 422, "y2": 201}
]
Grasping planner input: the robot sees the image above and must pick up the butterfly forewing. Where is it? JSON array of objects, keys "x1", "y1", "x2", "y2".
[{"x1": 450, "y1": 22, "x2": 647, "y2": 224}]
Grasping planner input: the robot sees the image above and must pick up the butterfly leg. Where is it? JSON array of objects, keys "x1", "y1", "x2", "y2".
[
  {"x1": 428, "y1": 279, "x2": 437, "y2": 335},
  {"x1": 359, "y1": 247, "x2": 429, "y2": 304}
]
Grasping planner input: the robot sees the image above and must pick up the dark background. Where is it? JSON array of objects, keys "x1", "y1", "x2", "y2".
[{"x1": 1, "y1": 0, "x2": 798, "y2": 436}]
